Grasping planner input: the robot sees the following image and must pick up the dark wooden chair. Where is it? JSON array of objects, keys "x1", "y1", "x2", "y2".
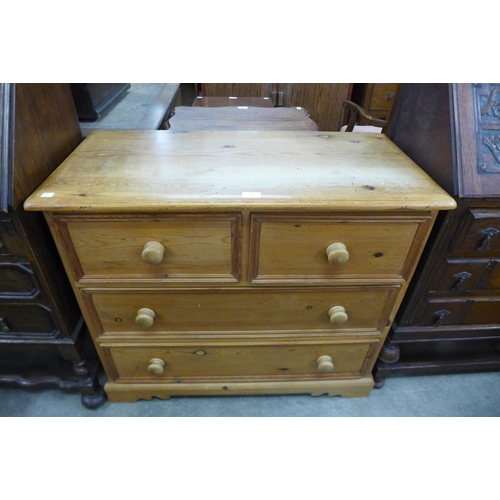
[{"x1": 342, "y1": 100, "x2": 388, "y2": 132}]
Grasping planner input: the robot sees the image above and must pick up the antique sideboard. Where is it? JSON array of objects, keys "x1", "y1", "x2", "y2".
[
  {"x1": 374, "y1": 83, "x2": 500, "y2": 385},
  {"x1": 0, "y1": 83, "x2": 105, "y2": 408},
  {"x1": 24, "y1": 130, "x2": 455, "y2": 402}
]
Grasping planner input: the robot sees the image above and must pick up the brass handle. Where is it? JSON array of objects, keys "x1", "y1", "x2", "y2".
[
  {"x1": 148, "y1": 358, "x2": 165, "y2": 376},
  {"x1": 317, "y1": 355, "x2": 334, "y2": 373},
  {"x1": 135, "y1": 308, "x2": 156, "y2": 327},
  {"x1": 326, "y1": 243, "x2": 349, "y2": 265},
  {"x1": 142, "y1": 241, "x2": 165, "y2": 264},
  {"x1": 328, "y1": 306, "x2": 348, "y2": 324}
]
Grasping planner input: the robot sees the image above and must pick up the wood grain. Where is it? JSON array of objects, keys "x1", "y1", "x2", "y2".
[
  {"x1": 167, "y1": 106, "x2": 318, "y2": 131},
  {"x1": 87, "y1": 286, "x2": 398, "y2": 336},
  {"x1": 24, "y1": 130, "x2": 456, "y2": 213}
]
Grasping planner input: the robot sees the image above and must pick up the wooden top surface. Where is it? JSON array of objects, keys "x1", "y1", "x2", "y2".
[
  {"x1": 24, "y1": 130, "x2": 456, "y2": 213},
  {"x1": 167, "y1": 106, "x2": 318, "y2": 131},
  {"x1": 192, "y1": 96, "x2": 274, "y2": 107}
]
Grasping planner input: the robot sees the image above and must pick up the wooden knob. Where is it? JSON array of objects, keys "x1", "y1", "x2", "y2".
[
  {"x1": 135, "y1": 308, "x2": 155, "y2": 327},
  {"x1": 148, "y1": 358, "x2": 165, "y2": 376},
  {"x1": 328, "y1": 306, "x2": 348, "y2": 324},
  {"x1": 142, "y1": 241, "x2": 165, "y2": 264},
  {"x1": 326, "y1": 243, "x2": 349, "y2": 265},
  {"x1": 317, "y1": 355, "x2": 334, "y2": 373}
]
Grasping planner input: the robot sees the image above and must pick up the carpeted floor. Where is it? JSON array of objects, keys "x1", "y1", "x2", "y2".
[{"x1": 1, "y1": 370, "x2": 499, "y2": 416}]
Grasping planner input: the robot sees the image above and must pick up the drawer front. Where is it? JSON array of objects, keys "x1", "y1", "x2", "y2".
[
  {"x1": 0, "y1": 303, "x2": 58, "y2": 336},
  {"x1": 0, "y1": 260, "x2": 39, "y2": 297},
  {"x1": 250, "y1": 214, "x2": 424, "y2": 282},
  {"x1": 450, "y1": 209, "x2": 500, "y2": 254},
  {"x1": 106, "y1": 340, "x2": 378, "y2": 381},
  {"x1": 429, "y1": 258, "x2": 500, "y2": 293},
  {"x1": 64, "y1": 214, "x2": 240, "y2": 282},
  {"x1": 89, "y1": 287, "x2": 399, "y2": 336},
  {"x1": 368, "y1": 84, "x2": 398, "y2": 112},
  {"x1": 420, "y1": 297, "x2": 500, "y2": 327}
]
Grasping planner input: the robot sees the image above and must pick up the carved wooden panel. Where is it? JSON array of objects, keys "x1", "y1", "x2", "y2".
[{"x1": 454, "y1": 83, "x2": 500, "y2": 197}]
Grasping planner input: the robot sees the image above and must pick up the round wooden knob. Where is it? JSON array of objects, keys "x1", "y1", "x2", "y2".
[
  {"x1": 148, "y1": 358, "x2": 165, "y2": 376},
  {"x1": 142, "y1": 241, "x2": 165, "y2": 264},
  {"x1": 135, "y1": 308, "x2": 155, "y2": 327},
  {"x1": 326, "y1": 242, "x2": 349, "y2": 265},
  {"x1": 317, "y1": 355, "x2": 334, "y2": 373},
  {"x1": 328, "y1": 306, "x2": 348, "y2": 324}
]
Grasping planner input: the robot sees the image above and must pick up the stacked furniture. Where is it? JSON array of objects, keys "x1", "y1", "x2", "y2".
[
  {"x1": 201, "y1": 83, "x2": 352, "y2": 131},
  {"x1": 167, "y1": 106, "x2": 318, "y2": 131},
  {"x1": 374, "y1": 83, "x2": 500, "y2": 385},
  {"x1": 25, "y1": 129, "x2": 454, "y2": 402},
  {"x1": 0, "y1": 83, "x2": 105, "y2": 408}
]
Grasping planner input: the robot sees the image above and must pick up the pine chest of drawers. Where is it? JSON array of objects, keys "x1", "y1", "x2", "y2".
[{"x1": 24, "y1": 130, "x2": 455, "y2": 401}]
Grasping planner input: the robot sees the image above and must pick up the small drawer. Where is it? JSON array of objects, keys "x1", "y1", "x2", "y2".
[
  {"x1": 420, "y1": 297, "x2": 500, "y2": 328},
  {"x1": 88, "y1": 286, "x2": 399, "y2": 337},
  {"x1": 450, "y1": 209, "x2": 500, "y2": 254},
  {"x1": 62, "y1": 213, "x2": 241, "y2": 283},
  {"x1": 0, "y1": 260, "x2": 39, "y2": 297},
  {"x1": 367, "y1": 84, "x2": 398, "y2": 112},
  {"x1": 106, "y1": 340, "x2": 378, "y2": 381},
  {"x1": 0, "y1": 303, "x2": 57, "y2": 336},
  {"x1": 250, "y1": 214, "x2": 425, "y2": 282},
  {"x1": 429, "y1": 258, "x2": 500, "y2": 293}
]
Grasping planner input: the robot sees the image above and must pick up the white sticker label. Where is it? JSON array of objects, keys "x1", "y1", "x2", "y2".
[
  {"x1": 237, "y1": 106, "x2": 248, "y2": 109},
  {"x1": 229, "y1": 96, "x2": 237, "y2": 99},
  {"x1": 242, "y1": 192, "x2": 261, "y2": 198},
  {"x1": 41, "y1": 192, "x2": 55, "y2": 198}
]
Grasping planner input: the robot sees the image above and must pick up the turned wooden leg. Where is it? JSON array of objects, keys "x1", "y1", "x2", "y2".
[
  {"x1": 373, "y1": 340, "x2": 400, "y2": 389},
  {"x1": 73, "y1": 359, "x2": 107, "y2": 410}
]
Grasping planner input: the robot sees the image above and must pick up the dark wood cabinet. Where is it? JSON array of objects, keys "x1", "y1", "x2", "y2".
[
  {"x1": 0, "y1": 83, "x2": 106, "y2": 408},
  {"x1": 69, "y1": 83, "x2": 130, "y2": 121},
  {"x1": 374, "y1": 83, "x2": 500, "y2": 385},
  {"x1": 201, "y1": 83, "x2": 352, "y2": 131}
]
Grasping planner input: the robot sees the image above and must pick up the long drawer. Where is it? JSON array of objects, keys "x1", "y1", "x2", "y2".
[
  {"x1": 105, "y1": 340, "x2": 379, "y2": 381},
  {"x1": 250, "y1": 213, "x2": 427, "y2": 282},
  {"x1": 87, "y1": 286, "x2": 400, "y2": 337}
]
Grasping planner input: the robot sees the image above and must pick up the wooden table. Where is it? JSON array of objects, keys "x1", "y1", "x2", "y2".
[
  {"x1": 192, "y1": 96, "x2": 274, "y2": 107},
  {"x1": 79, "y1": 84, "x2": 181, "y2": 137},
  {"x1": 166, "y1": 106, "x2": 318, "y2": 131},
  {"x1": 24, "y1": 130, "x2": 455, "y2": 402}
]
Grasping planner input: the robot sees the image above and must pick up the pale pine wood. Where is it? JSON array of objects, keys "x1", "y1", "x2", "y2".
[
  {"x1": 24, "y1": 130, "x2": 456, "y2": 400},
  {"x1": 317, "y1": 355, "x2": 334, "y2": 373},
  {"x1": 250, "y1": 213, "x2": 429, "y2": 282},
  {"x1": 24, "y1": 131, "x2": 456, "y2": 214},
  {"x1": 104, "y1": 377, "x2": 375, "y2": 401},
  {"x1": 87, "y1": 286, "x2": 399, "y2": 336},
  {"x1": 167, "y1": 106, "x2": 318, "y2": 131},
  {"x1": 141, "y1": 242, "x2": 165, "y2": 265},
  {"x1": 135, "y1": 308, "x2": 155, "y2": 327},
  {"x1": 326, "y1": 243, "x2": 350, "y2": 265},
  {"x1": 63, "y1": 213, "x2": 240, "y2": 282},
  {"x1": 328, "y1": 306, "x2": 348, "y2": 324},
  {"x1": 105, "y1": 340, "x2": 376, "y2": 380}
]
